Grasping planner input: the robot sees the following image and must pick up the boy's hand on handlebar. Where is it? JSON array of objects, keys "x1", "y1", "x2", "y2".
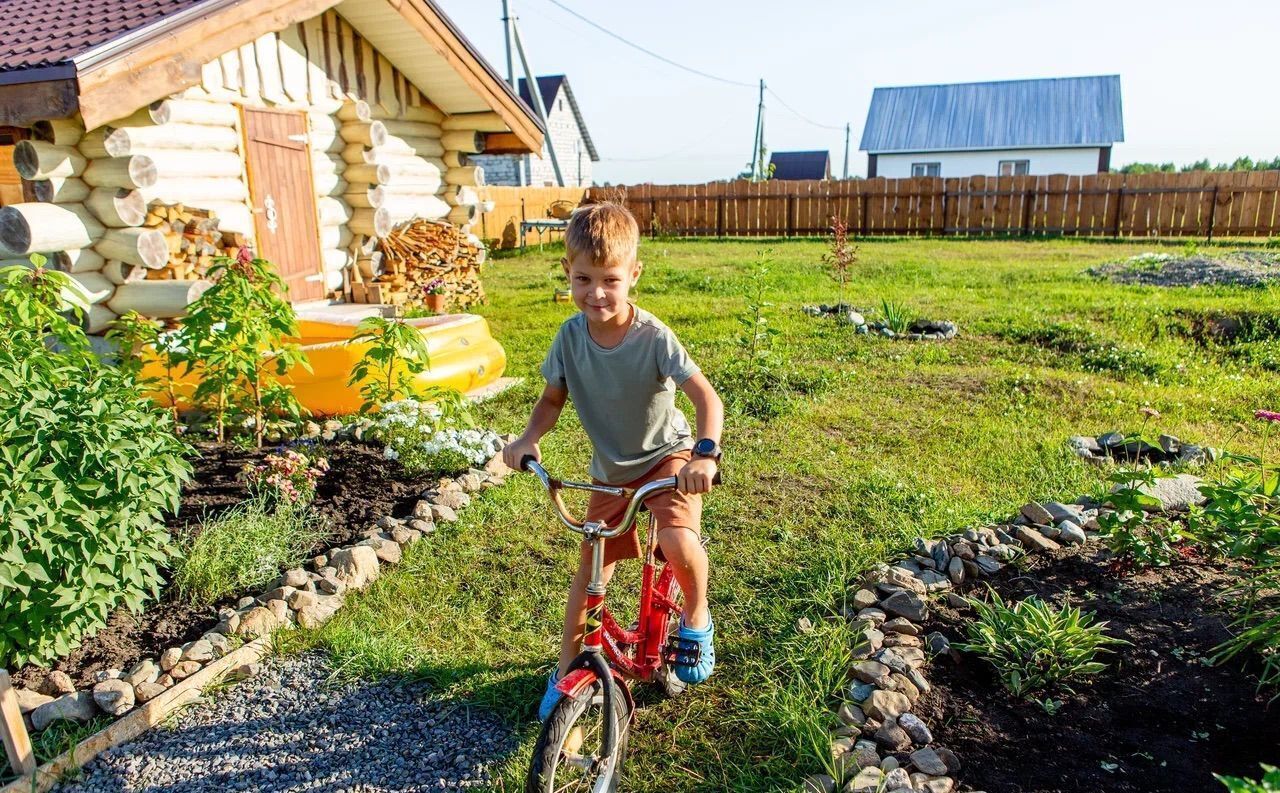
[
  {"x1": 503, "y1": 435, "x2": 541, "y2": 472},
  {"x1": 677, "y1": 457, "x2": 717, "y2": 495}
]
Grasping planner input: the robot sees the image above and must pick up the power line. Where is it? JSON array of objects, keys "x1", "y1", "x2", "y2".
[
  {"x1": 765, "y1": 87, "x2": 846, "y2": 131},
  {"x1": 539, "y1": 0, "x2": 756, "y2": 89}
]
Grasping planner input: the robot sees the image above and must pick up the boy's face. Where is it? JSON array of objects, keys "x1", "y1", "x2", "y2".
[{"x1": 563, "y1": 252, "x2": 641, "y2": 325}]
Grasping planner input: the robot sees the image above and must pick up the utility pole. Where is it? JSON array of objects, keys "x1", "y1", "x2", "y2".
[
  {"x1": 501, "y1": 0, "x2": 516, "y2": 88},
  {"x1": 512, "y1": 20, "x2": 565, "y2": 186},
  {"x1": 747, "y1": 78, "x2": 766, "y2": 180},
  {"x1": 842, "y1": 122, "x2": 850, "y2": 179}
]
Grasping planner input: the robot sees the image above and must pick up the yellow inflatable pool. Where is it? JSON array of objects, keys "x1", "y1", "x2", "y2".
[{"x1": 139, "y1": 306, "x2": 506, "y2": 417}]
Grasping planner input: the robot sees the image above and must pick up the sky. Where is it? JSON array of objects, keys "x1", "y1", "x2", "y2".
[{"x1": 434, "y1": 0, "x2": 1280, "y2": 185}]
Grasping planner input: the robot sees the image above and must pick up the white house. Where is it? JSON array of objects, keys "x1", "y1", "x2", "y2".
[
  {"x1": 859, "y1": 75, "x2": 1124, "y2": 179},
  {"x1": 471, "y1": 74, "x2": 598, "y2": 186}
]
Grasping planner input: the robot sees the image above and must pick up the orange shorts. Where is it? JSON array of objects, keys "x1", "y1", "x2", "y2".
[{"x1": 586, "y1": 450, "x2": 701, "y2": 566}]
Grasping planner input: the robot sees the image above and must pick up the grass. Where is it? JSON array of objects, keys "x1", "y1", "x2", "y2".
[
  {"x1": 290, "y1": 237, "x2": 1280, "y2": 791},
  {"x1": 173, "y1": 499, "x2": 325, "y2": 608}
]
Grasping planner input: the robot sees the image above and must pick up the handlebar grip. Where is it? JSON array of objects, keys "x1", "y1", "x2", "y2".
[{"x1": 520, "y1": 454, "x2": 538, "y2": 472}]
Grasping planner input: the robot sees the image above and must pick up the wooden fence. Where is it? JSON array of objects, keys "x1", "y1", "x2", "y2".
[
  {"x1": 581, "y1": 171, "x2": 1280, "y2": 239},
  {"x1": 477, "y1": 185, "x2": 587, "y2": 248}
]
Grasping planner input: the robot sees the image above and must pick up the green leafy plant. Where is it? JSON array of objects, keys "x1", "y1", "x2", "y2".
[
  {"x1": 822, "y1": 217, "x2": 858, "y2": 310},
  {"x1": 176, "y1": 253, "x2": 309, "y2": 445},
  {"x1": 880, "y1": 298, "x2": 911, "y2": 335},
  {"x1": 239, "y1": 446, "x2": 329, "y2": 506},
  {"x1": 0, "y1": 263, "x2": 191, "y2": 667},
  {"x1": 1098, "y1": 468, "x2": 1189, "y2": 568},
  {"x1": 956, "y1": 591, "x2": 1127, "y2": 698},
  {"x1": 173, "y1": 498, "x2": 324, "y2": 608},
  {"x1": 347, "y1": 315, "x2": 433, "y2": 413},
  {"x1": 1216, "y1": 765, "x2": 1280, "y2": 793}
]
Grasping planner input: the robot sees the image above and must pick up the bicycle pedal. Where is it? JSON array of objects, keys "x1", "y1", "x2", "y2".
[{"x1": 662, "y1": 637, "x2": 701, "y2": 668}]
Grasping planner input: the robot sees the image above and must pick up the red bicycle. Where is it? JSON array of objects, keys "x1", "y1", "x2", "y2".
[{"x1": 520, "y1": 456, "x2": 716, "y2": 793}]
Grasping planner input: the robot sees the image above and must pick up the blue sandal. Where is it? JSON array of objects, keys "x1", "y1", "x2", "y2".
[
  {"x1": 672, "y1": 618, "x2": 716, "y2": 684},
  {"x1": 538, "y1": 670, "x2": 563, "y2": 721}
]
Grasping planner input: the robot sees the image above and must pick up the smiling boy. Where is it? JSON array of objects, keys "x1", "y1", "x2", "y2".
[{"x1": 502, "y1": 202, "x2": 724, "y2": 720}]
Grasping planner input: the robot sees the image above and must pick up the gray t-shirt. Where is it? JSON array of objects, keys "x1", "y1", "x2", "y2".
[{"x1": 542, "y1": 306, "x2": 699, "y2": 484}]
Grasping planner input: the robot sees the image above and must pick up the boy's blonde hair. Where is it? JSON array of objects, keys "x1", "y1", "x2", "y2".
[{"x1": 565, "y1": 202, "x2": 639, "y2": 266}]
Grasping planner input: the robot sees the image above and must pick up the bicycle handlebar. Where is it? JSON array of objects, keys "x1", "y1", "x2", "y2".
[{"x1": 520, "y1": 455, "x2": 719, "y2": 539}]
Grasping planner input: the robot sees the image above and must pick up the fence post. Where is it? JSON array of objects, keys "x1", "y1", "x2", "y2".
[
  {"x1": 860, "y1": 193, "x2": 870, "y2": 234},
  {"x1": 1021, "y1": 190, "x2": 1034, "y2": 236},
  {"x1": 940, "y1": 187, "x2": 948, "y2": 236},
  {"x1": 1206, "y1": 185, "x2": 1219, "y2": 242},
  {"x1": 0, "y1": 670, "x2": 36, "y2": 778}
]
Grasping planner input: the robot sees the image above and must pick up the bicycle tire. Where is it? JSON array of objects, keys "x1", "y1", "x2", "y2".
[{"x1": 526, "y1": 677, "x2": 631, "y2": 793}]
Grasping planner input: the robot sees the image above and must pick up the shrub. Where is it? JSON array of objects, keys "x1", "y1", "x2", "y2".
[
  {"x1": 956, "y1": 591, "x2": 1127, "y2": 698},
  {"x1": 822, "y1": 217, "x2": 858, "y2": 309},
  {"x1": 176, "y1": 252, "x2": 309, "y2": 445},
  {"x1": 239, "y1": 447, "x2": 329, "y2": 506},
  {"x1": 173, "y1": 499, "x2": 324, "y2": 608},
  {"x1": 1216, "y1": 765, "x2": 1280, "y2": 793},
  {"x1": 1098, "y1": 468, "x2": 1189, "y2": 568},
  {"x1": 0, "y1": 263, "x2": 191, "y2": 667},
  {"x1": 347, "y1": 316, "x2": 433, "y2": 413},
  {"x1": 373, "y1": 395, "x2": 496, "y2": 476}
]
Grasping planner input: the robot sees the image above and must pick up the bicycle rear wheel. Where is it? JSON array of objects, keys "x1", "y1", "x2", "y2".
[
  {"x1": 651, "y1": 566, "x2": 688, "y2": 699},
  {"x1": 526, "y1": 676, "x2": 631, "y2": 793}
]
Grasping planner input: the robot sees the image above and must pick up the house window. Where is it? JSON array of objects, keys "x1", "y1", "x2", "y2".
[
  {"x1": 998, "y1": 159, "x2": 1030, "y2": 176},
  {"x1": 558, "y1": 99, "x2": 564, "y2": 112},
  {"x1": 911, "y1": 162, "x2": 940, "y2": 177}
]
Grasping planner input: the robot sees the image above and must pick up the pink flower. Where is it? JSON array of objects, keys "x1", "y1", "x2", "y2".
[
  {"x1": 1139, "y1": 407, "x2": 1161, "y2": 419},
  {"x1": 1257, "y1": 410, "x2": 1280, "y2": 423}
]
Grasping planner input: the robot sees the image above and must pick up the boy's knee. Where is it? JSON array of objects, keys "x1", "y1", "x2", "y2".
[{"x1": 657, "y1": 525, "x2": 702, "y2": 557}]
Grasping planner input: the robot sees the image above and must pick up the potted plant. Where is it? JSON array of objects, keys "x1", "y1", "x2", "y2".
[{"x1": 423, "y1": 278, "x2": 448, "y2": 313}]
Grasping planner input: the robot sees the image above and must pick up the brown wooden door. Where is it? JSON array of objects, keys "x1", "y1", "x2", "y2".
[
  {"x1": 242, "y1": 108, "x2": 325, "y2": 302},
  {"x1": 0, "y1": 127, "x2": 31, "y2": 207}
]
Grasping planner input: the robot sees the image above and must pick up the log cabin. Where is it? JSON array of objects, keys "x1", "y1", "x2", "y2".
[{"x1": 0, "y1": 0, "x2": 545, "y2": 337}]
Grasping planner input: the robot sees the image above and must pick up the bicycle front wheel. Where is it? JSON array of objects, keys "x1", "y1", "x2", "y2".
[{"x1": 526, "y1": 676, "x2": 631, "y2": 793}]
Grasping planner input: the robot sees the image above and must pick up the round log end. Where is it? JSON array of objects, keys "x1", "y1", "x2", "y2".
[
  {"x1": 147, "y1": 100, "x2": 173, "y2": 125},
  {"x1": 13, "y1": 140, "x2": 39, "y2": 180},
  {"x1": 31, "y1": 120, "x2": 55, "y2": 143},
  {"x1": 369, "y1": 121, "x2": 388, "y2": 149},
  {"x1": 0, "y1": 205, "x2": 33, "y2": 255},
  {"x1": 31, "y1": 179, "x2": 52, "y2": 202},
  {"x1": 373, "y1": 207, "x2": 391, "y2": 238},
  {"x1": 130, "y1": 155, "x2": 159, "y2": 189},
  {"x1": 136, "y1": 228, "x2": 170, "y2": 269}
]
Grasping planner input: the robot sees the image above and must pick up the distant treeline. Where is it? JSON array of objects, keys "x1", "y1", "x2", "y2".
[{"x1": 1114, "y1": 156, "x2": 1280, "y2": 174}]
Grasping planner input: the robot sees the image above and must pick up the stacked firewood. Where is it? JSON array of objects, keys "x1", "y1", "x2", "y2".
[
  {"x1": 140, "y1": 203, "x2": 243, "y2": 280},
  {"x1": 358, "y1": 218, "x2": 487, "y2": 309}
]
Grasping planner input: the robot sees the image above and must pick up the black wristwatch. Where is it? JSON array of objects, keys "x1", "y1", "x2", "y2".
[{"x1": 693, "y1": 438, "x2": 722, "y2": 462}]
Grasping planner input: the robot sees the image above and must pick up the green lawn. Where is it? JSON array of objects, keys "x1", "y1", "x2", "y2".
[{"x1": 294, "y1": 237, "x2": 1280, "y2": 791}]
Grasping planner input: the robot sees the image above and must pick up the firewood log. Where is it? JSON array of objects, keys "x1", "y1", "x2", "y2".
[
  {"x1": 0, "y1": 203, "x2": 103, "y2": 255},
  {"x1": 95, "y1": 227, "x2": 169, "y2": 269}
]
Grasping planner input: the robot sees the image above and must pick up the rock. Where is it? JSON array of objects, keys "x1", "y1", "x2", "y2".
[
  {"x1": 226, "y1": 662, "x2": 261, "y2": 682},
  {"x1": 951, "y1": 541, "x2": 975, "y2": 560},
  {"x1": 881, "y1": 590, "x2": 927, "y2": 622},
  {"x1": 801, "y1": 774, "x2": 836, "y2": 793},
  {"x1": 202, "y1": 632, "x2": 231, "y2": 658},
  {"x1": 946, "y1": 556, "x2": 965, "y2": 584},
  {"x1": 412, "y1": 499, "x2": 434, "y2": 519},
  {"x1": 235, "y1": 606, "x2": 282, "y2": 638},
  {"x1": 945, "y1": 592, "x2": 968, "y2": 608},
  {"x1": 1158, "y1": 434, "x2": 1181, "y2": 454},
  {"x1": 1020, "y1": 502, "x2": 1054, "y2": 524},
  {"x1": 853, "y1": 627, "x2": 884, "y2": 656},
  {"x1": 160, "y1": 647, "x2": 182, "y2": 671},
  {"x1": 1069, "y1": 435, "x2": 1101, "y2": 453},
  {"x1": 431, "y1": 503, "x2": 458, "y2": 523},
  {"x1": 1058, "y1": 520, "x2": 1087, "y2": 545},
  {"x1": 408, "y1": 518, "x2": 434, "y2": 534},
  {"x1": 883, "y1": 768, "x2": 912, "y2": 790},
  {"x1": 94, "y1": 668, "x2": 122, "y2": 682},
  {"x1": 329, "y1": 545, "x2": 381, "y2": 589},
  {"x1": 838, "y1": 703, "x2": 867, "y2": 727},
  {"x1": 92, "y1": 679, "x2": 135, "y2": 716},
  {"x1": 883, "y1": 633, "x2": 922, "y2": 649},
  {"x1": 282, "y1": 567, "x2": 309, "y2": 588},
  {"x1": 182, "y1": 640, "x2": 215, "y2": 663},
  {"x1": 373, "y1": 539, "x2": 402, "y2": 565},
  {"x1": 1015, "y1": 526, "x2": 1062, "y2": 553},
  {"x1": 851, "y1": 739, "x2": 880, "y2": 768},
  {"x1": 910, "y1": 747, "x2": 948, "y2": 776},
  {"x1": 1043, "y1": 502, "x2": 1083, "y2": 523},
  {"x1": 434, "y1": 490, "x2": 470, "y2": 510},
  {"x1": 884, "y1": 567, "x2": 927, "y2": 594},
  {"x1": 936, "y1": 746, "x2": 961, "y2": 773},
  {"x1": 875, "y1": 718, "x2": 912, "y2": 752},
  {"x1": 847, "y1": 767, "x2": 884, "y2": 792},
  {"x1": 267, "y1": 599, "x2": 290, "y2": 623},
  {"x1": 457, "y1": 472, "x2": 483, "y2": 493},
  {"x1": 484, "y1": 453, "x2": 512, "y2": 479},
  {"x1": 974, "y1": 555, "x2": 1002, "y2": 575},
  {"x1": 156, "y1": 674, "x2": 174, "y2": 687},
  {"x1": 1098, "y1": 431, "x2": 1126, "y2": 448},
  {"x1": 925, "y1": 632, "x2": 952, "y2": 655},
  {"x1": 32, "y1": 691, "x2": 98, "y2": 731},
  {"x1": 863, "y1": 689, "x2": 911, "y2": 721},
  {"x1": 895, "y1": 646, "x2": 926, "y2": 668},
  {"x1": 288, "y1": 589, "x2": 319, "y2": 611},
  {"x1": 317, "y1": 573, "x2": 346, "y2": 596},
  {"x1": 15, "y1": 687, "x2": 52, "y2": 714},
  {"x1": 849, "y1": 681, "x2": 876, "y2": 702},
  {"x1": 376, "y1": 515, "x2": 403, "y2": 530},
  {"x1": 133, "y1": 682, "x2": 166, "y2": 703},
  {"x1": 169, "y1": 661, "x2": 201, "y2": 680},
  {"x1": 1178, "y1": 444, "x2": 1207, "y2": 465},
  {"x1": 296, "y1": 593, "x2": 344, "y2": 629},
  {"x1": 923, "y1": 778, "x2": 955, "y2": 793},
  {"x1": 856, "y1": 608, "x2": 887, "y2": 625},
  {"x1": 897, "y1": 712, "x2": 933, "y2": 744},
  {"x1": 1128, "y1": 473, "x2": 1207, "y2": 512},
  {"x1": 905, "y1": 666, "x2": 930, "y2": 694},
  {"x1": 853, "y1": 588, "x2": 879, "y2": 609},
  {"x1": 41, "y1": 670, "x2": 76, "y2": 697},
  {"x1": 236, "y1": 596, "x2": 257, "y2": 609},
  {"x1": 881, "y1": 617, "x2": 918, "y2": 636},
  {"x1": 888, "y1": 672, "x2": 920, "y2": 701},
  {"x1": 917, "y1": 570, "x2": 951, "y2": 591},
  {"x1": 851, "y1": 660, "x2": 891, "y2": 686}
]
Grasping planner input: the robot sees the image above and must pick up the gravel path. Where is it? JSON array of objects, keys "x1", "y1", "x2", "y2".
[
  {"x1": 1088, "y1": 250, "x2": 1280, "y2": 287},
  {"x1": 54, "y1": 652, "x2": 515, "y2": 792}
]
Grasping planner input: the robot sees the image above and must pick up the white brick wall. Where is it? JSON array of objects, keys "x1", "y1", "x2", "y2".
[{"x1": 474, "y1": 85, "x2": 594, "y2": 186}]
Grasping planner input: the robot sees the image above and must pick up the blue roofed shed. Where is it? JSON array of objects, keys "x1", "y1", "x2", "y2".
[
  {"x1": 858, "y1": 75, "x2": 1124, "y2": 178},
  {"x1": 768, "y1": 150, "x2": 831, "y2": 181}
]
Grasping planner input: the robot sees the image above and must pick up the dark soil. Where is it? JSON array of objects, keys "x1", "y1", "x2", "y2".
[
  {"x1": 14, "y1": 440, "x2": 442, "y2": 692},
  {"x1": 916, "y1": 546, "x2": 1280, "y2": 793}
]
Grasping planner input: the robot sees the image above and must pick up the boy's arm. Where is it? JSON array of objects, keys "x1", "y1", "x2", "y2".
[
  {"x1": 502, "y1": 383, "x2": 569, "y2": 470},
  {"x1": 677, "y1": 372, "x2": 724, "y2": 494}
]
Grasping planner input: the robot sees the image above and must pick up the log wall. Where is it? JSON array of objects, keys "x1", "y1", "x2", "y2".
[{"x1": 0, "y1": 8, "x2": 495, "y2": 335}]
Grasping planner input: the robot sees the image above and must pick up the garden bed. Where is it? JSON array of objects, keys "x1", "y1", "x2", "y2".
[
  {"x1": 918, "y1": 546, "x2": 1280, "y2": 792},
  {"x1": 13, "y1": 440, "x2": 447, "y2": 692},
  {"x1": 1088, "y1": 250, "x2": 1280, "y2": 288}
]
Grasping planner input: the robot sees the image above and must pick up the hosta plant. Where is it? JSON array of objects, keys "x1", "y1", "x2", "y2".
[
  {"x1": 347, "y1": 316, "x2": 433, "y2": 414},
  {"x1": 0, "y1": 263, "x2": 191, "y2": 667},
  {"x1": 1216, "y1": 765, "x2": 1280, "y2": 793},
  {"x1": 956, "y1": 591, "x2": 1128, "y2": 698}
]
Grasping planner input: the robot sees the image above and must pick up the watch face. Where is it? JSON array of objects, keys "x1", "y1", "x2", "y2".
[{"x1": 694, "y1": 438, "x2": 717, "y2": 456}]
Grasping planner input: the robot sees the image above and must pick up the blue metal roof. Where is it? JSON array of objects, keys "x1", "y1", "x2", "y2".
[
  {"x1": 769, "y1": 150, "x2": 830, "y2": 180},
  {"x1": 859, "y1": 75, "x2": 1123, "y2": 153}
]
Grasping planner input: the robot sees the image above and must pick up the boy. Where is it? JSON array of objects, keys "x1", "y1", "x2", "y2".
[{"x1": 502, "y1": 202, "x2": 724, "y2": 720}]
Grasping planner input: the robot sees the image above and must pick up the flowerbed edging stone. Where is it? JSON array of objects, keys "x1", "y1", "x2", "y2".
[
  {"x1": 10, "y1": 435, "x2": 514, "y2": 769},
  {"x1": 801, "y1": 472, "x2": 1208, "y2": 793}
]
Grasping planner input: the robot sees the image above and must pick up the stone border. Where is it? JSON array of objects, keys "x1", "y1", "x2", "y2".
[
  {"x1": 800, "y1": 305, "x2": 959, "y2": 342},
  {"x1": 802, "y1": 473, "x2": 1206, "y2": 793},
  {"x1": 7, "y1": 440, "x2": 513, "y2": 786}
]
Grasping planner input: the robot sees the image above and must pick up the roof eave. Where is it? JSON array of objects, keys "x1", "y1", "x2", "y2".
[{"x1": 864, "y1": 142, "x2": 1117, "y2": 155}]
